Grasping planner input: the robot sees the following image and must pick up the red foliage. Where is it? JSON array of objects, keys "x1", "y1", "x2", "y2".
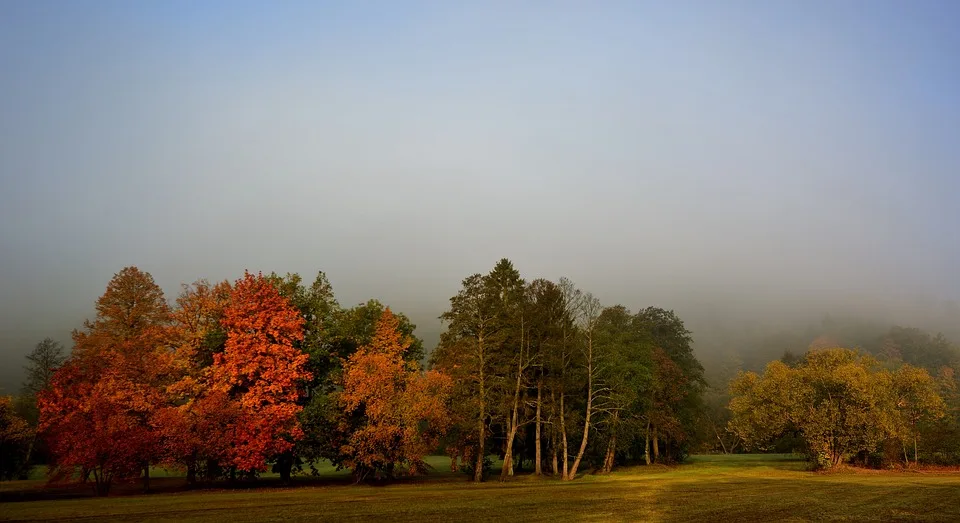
[
  {"x1": 211, "y1": 271, "x2": 310, "y2": 472},
  {"x1": 39, "y1": 267, "x2": 172, "y2": 495}
]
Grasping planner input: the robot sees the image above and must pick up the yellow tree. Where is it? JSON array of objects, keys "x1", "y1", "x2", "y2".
[
  {"x1": 891, "y1": 364, "x2": 946, "y2": 465},
  {"x1": 729, "y1": 348, "x2": 897, "y2": 469}
]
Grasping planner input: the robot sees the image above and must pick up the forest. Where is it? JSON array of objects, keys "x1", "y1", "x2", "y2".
[{"x1": 2, "y1": 260, "x2": 959, "y2": 499}]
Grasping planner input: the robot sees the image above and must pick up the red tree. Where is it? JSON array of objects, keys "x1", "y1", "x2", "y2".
[
  {"x1": 212, "y1": 271, "x2": 310, "y2": 473},
  {"x1": 40, "y1": 267, "x2": 172, "y2": 495}
]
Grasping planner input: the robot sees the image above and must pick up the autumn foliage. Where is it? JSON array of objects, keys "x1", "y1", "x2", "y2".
[
  {"x1": 336, "y1": 309, "x2": 451, "y2": 480},
  {"x1": 39, "y1": 267, "x2": 172, "y2": 495},
  {"x1": 38, "y1": 269, "x2": 321, "y2": 493},
  {"x1": 212, "y1": 271, "x2": 311, "y2": 472}
]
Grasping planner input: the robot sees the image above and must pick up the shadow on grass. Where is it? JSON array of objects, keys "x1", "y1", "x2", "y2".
[{"x1": 0, "y1": 456, "x2": 474, "y2": 504}]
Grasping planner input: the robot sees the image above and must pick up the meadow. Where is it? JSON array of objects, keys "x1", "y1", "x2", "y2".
[{"x1": 2, "y1": 455, "x2": 959, "y2": 522}]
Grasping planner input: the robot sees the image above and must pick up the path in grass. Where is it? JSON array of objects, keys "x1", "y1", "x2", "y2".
[{"x1": 2, "y1": 455, "x2": 959, "y2": 522}]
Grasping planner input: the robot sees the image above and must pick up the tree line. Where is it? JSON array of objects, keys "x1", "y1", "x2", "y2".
[
  {"x1": 4, "y1": 260, "x2": 958, "y2": 494},
  {"x1": 0, "y1": 260, "x2": 707, "y2": 494},
  {"x1": 431, "y1": 259, "x2": 704, "y2": 481}
]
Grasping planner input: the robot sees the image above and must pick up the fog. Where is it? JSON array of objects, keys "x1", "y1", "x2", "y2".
[{"x1": 2, "y1": 2, "x2": 958, "y2": 392}]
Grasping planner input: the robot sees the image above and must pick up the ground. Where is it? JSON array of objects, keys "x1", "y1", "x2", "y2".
[{"x1": 2, "y1": 455, "x2": 959, "y2": 522}]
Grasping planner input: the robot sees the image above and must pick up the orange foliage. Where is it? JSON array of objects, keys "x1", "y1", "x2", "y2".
[
  {"x1": 211, "y1": 271, "x2": 311, "y2": 472},
  {"x1": 169, "y1": 279, "x2": 232, "y2": 376},
  {"x1": 338, "y1": 308, "x2": 451, "y2": 479},
  {"x1": 39, "y1": 267, "x2": 172, "y2": 495},
  {"x1": 157, "y1": 280, "x2": 234, "y2": 476}
]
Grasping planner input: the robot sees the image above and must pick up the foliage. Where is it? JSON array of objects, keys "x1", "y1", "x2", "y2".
[
  {"x1": 334, "y1": 309, "x2": 451, "y2": 480},
  {"x1": 39, "y1": 267, "x2": 172, "y2": 495},
  {"x1": 729, "y1": 348, "x2": 947, "y2": 468},
  {"x1": 0, "y1": 395, "x2": 32, "y2": 479},
  {"x1": 212, "y1": 271, "x2": 311, "y2": 472}
]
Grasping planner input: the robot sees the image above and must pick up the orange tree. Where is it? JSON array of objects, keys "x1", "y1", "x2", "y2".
[
  {"x1": 210, "y1": 271, "x2": 311, "y2": 474},
  {"x1": 335, "y1": 308, "x2": 451, "y2": 481}
]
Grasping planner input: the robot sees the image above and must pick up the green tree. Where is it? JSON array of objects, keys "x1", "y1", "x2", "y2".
[
  {"x1": 15, "y1": 338, "x2": 66, "y2": 478},
  {"x1": 525, "y1": 278, "x2": 568, "y2": 476},
  {"x1": 482, "y1": 259, "x2": 528, "y2": 481},
  {"x1": 594, "y1": 305, "x2": 653, "y2": 473},
  {"x1": 433, "y1": 272, "x2": 502, "y2": 482},
  {"x1": 878, "y1": 327, "x2": 959, "y2": 372},
  {"x1": 635, "y1": 307, "x2": 704, "y2": 463}
]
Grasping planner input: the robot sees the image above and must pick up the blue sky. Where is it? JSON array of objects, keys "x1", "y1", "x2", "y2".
[{"x1": 1, "y1": 1, "x2": 958, "y2": 390}]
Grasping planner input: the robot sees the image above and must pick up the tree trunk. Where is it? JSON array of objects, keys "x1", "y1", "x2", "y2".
[
  {"x1": 567, "y1": 338, "x2": 593, "y2": 480},
  {"x1": 500, "y1": 358, "x2": 524, "y2": 481},
  {"x1": 186, "y1": 461, "x2": 197, "y2": 486},
  {"x1": 713, "y1": 424, "x2": 728, "y2": 454},
  {"x1": 15, "y1": 433, "x2": 37, "y2": 480},
  {"x1": 602, "y1": 412, "x2": 619, "y2": 473},
  {"x1": 500, "y1": 422, "x2": 518, "y2": 481},
  {"x1": 644, "y1": 421, "x2": 651, "y2": 465},
  {"x1": 602, "y1": 434, "x2": 617, "y2": 473},
  {"x1": 93, "y1": 468, "x2": 111, "y2": 496},
  {"x1": 551, "y1": 444, "x2": 559, "y2": 476},
  {"x1": 560, "y1": 392, "x2": 569, "y2": 480},
  {"x1": 535, "y1": 380, "x2": 542, "y2": 476},
  {"x1": 277, "y1": 452, "x2": 294, "y2": 483},
  {"x1": 914, "y1": 435, "x2": 918, "y2": 466},
  {"x1": 142, "y1": 462, "x2": 150, "y2": 493},
  {"x1": 653, "y1": 429, "x2": 660, "y2": 462},
  {"x1": 474, "y1": 334, "x2": 487, "y2": 483}
]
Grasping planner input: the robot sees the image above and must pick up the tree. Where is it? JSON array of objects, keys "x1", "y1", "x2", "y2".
[
  {"x1": 265, "y1": 271, "x2": 340, "y2": 481},
  {"x1": 0, "y1": 396, "x2": 32, "y2": 480},
  {"x1": 160, "y1": 279, "x2": 233, "y2": 484},
  {"x1": 336, "y1": 309, "x2": 451, "y2": 481},
  {"x1": 335, "y1": 299, "x2": 424, "y2": 365},
  {"x1": 433, "y1": 273, "x2": 502, "y2": 482},
  {"x1": 879, "y1": 327, "x2": 959, "y2": 372},
  {"x1": 40, "y1": 267, "x2": 172, "y2": 495},
  {"x1": 15, "y1": 338, "x2": 66, "y2": 478},
  {"x1": 635, "y1": 307, "x2": 704, "y2": 463},
  {"x1": 566, "y1": 292, "x2": 602, "y2": 480},
  {"x1": 729, "y1": 348, "x2": 904, "y2": 469},
  {"x1": 891, "y1": 364, "x2": 946, "y2": 465},
  {"x1": 22, "y1": 339, "x2": 66, "y2": 402},
  {"x1": 482, "y1": 259, "x2": 528, "y2": 481},
  {"x1": 593, "y1": 305, "x2": 652, "y2": 473},
  {"x1": 212, "y1": 271, "x2": 311, "y2": 473},
  {"x1": 40, "y1": 360, "x2": 161, "y2": 495},
  {"x1": 525, "y1": 278, "x2": 567, "y2": 476}
]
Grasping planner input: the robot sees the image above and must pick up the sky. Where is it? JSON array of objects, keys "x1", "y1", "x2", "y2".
[{"x1": 1, "y1": 1, "x2": 959, "y2": 392}]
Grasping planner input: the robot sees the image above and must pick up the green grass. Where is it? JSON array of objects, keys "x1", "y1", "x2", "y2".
[{"x1": 3, "y1": 455, "x2": 959, "y2": 522}]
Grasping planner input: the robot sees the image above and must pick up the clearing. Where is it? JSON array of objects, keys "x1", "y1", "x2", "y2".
[{"x1": 2, "y1": 455, "x2": 959, "y2": 522}]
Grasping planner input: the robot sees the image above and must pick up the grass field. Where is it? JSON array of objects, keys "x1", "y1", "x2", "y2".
[{"x1": 2, "y1": 455, "x2": 959, "y2": 522}]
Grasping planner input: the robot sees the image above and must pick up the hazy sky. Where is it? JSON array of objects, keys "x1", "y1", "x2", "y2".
[{"x1": 1, "y1": 1, "x2": 959, "y2": 392}]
